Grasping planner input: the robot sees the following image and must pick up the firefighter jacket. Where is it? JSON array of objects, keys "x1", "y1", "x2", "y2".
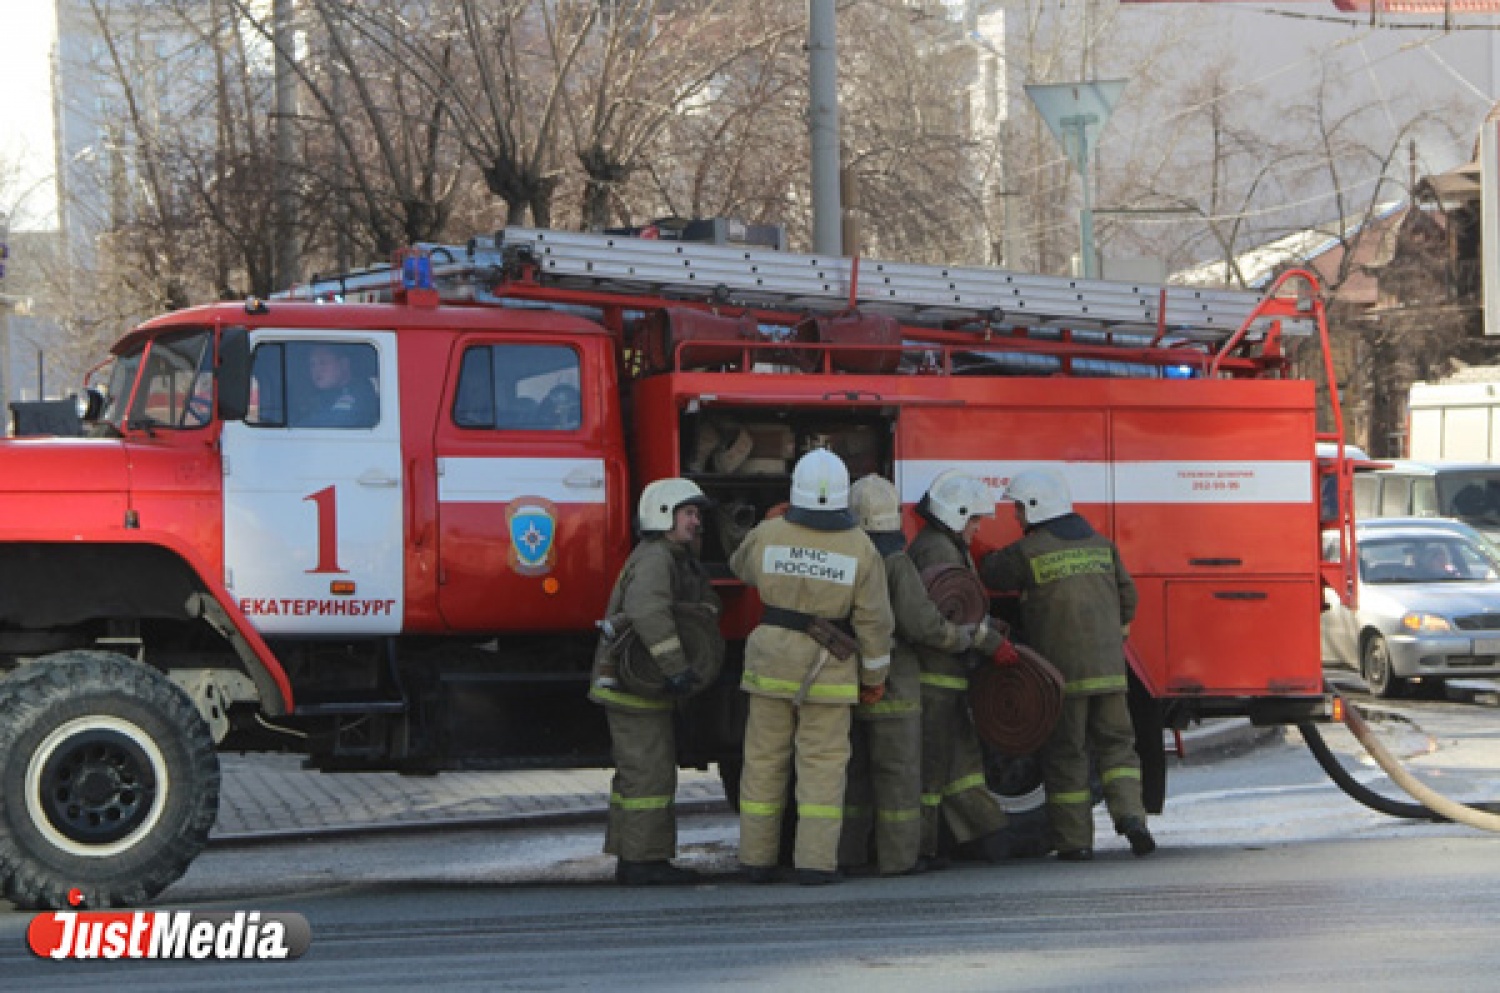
[
  {"x1": 589, "y1": 537, "x2": 721, "y2": 712},
  {"x1": 730, "y1": 515, "x2": 893, "y2": 704},
  {"x1": 858, "y1": 545, "x2": 968, "y2": 721},
  {"x1": 980, "y1": 514, "x2": 1139, "y2": 697},
  {"x1": 906, "y1": 523, "x2": 981, "y2": 690}
]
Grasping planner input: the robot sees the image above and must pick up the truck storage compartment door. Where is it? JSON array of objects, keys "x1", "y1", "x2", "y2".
[{"x1": 1163, "y1": 580, "x2": 1322, "y2": 696}]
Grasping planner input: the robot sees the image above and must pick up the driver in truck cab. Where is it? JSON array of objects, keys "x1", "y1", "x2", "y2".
[{"x1": 302, "y1": 343, "x2": 378, "y2": 428}]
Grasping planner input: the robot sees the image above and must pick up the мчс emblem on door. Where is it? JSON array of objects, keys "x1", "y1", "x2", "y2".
[{"x1": 506, "y1": 497, "x2": 559, "y2": 576}]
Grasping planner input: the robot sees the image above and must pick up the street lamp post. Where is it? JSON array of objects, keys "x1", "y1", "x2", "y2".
[{"x1": 1062, "y1": 113, "x2": 1100, "y2": 278}]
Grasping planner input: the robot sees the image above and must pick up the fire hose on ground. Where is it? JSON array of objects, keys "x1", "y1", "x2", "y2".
[{"x1": 1300, "y1": 688, "x2": 1500, "y2": 830}]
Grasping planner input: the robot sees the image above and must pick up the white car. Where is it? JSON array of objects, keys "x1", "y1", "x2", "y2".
[{"x1": 1321, "y1": 519, "x2": 1500, "y2": 697}]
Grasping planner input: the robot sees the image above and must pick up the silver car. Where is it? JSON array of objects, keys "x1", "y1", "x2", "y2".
[{"x1": 1321, "y1": 519, "x2": 1500, "y2": 697}]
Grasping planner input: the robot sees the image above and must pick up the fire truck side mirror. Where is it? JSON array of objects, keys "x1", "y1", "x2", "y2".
[
  {"x1": 217, "y1": 327, "x2": 252, "y2": 423},
  {"x1": 79, "y1": 388, "x2": 107, "y2": 423}
]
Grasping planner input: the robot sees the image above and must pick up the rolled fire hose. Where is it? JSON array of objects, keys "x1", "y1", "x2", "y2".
[
  {"x1": 970, "y1": 643, "x2": 1065, "y2": 756},
  {"x1": 1333, "y1": 693, "x2": 1500, "y2": 833},
  {"x1": 715, "y1": 500, "x2": 759, "y2": 556},
  {"x1": 919, "y1": 563, "x2": 989, "y2": 625},
  {"x1": 916, "y1": 563, "x2": 1064, "y2": 755}
]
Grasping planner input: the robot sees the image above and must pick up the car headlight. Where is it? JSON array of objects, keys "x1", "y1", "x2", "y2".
[{"x1": 1400, "y1": 612, "x2": 1453, "y2": 633}]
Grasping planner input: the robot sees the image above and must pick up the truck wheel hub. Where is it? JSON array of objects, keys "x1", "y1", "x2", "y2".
[{"x1": 38, "y1": 730, "x2": 157, "y2": 845}]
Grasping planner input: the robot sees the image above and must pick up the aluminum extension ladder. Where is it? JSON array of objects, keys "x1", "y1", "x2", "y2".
[{"x1": 284, "y1": 227, "x2": 1305, "y2": 347}]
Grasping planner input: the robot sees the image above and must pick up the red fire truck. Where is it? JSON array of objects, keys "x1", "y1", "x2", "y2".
[{"x1": 0, "y1": 227, "x2": 1355, "y2": 909}]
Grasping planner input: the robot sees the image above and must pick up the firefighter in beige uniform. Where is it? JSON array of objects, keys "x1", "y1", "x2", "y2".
[
  {"x1": 980, "y1": 468, "x2": 1155, "y2": 861},
  {"x1": 908, "y1": 470, "x2": 1013, "y2": 862},
  {"x1": 839, "y1": 475, "x2": 973, "y2": 875},
  {"x1": 729, "y1": 450, "x2": 894, "y2": 885},
  {"x1": 588, "y1": 479, "x2": 722, "y2": 886}
]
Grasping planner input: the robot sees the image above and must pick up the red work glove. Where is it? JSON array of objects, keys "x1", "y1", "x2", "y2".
[
  {"x1": 991, "y1": 639, "x2": 1021, "y2": 667},
  {"x1": 859, "y1": 682, "x2": 887, "y2": 705}
]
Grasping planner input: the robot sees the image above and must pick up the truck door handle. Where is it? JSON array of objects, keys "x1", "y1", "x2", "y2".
[
  {"x1": 564, "y1": 468, "x2": 605, "y2": 489},
  {"x1": 357, "y1": 470, "x2": 400, "y2": 488}
]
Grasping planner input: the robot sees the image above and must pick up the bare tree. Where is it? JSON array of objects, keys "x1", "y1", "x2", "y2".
[
  {"x1": 561, "y1": 1, "x2": 801, "y2": 231},
  {"x1": 1275, "y1": 67, "x2": 1463, "y2": 452},
  {"x1": 365, "y1": 0, "x2": 581, "y2": 227},
  {"x1": 834, "y1": 0, "x2": 990, "y2": 262},
  {"x1": 634, "y1": 1, "x2": 807, "y2": 237},
  {"x1": 85, "y1": 0, "x2": 200, "y2": 311}
]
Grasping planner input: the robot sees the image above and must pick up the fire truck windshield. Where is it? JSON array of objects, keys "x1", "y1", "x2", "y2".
[{"x1": 103, "y1": 330, "x2": 215, "y2": 432}]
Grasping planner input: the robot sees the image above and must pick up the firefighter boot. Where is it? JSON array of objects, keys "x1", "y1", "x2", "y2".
[
  {"x1": 616, "y1": 860, "x2": 701, "y2": 886},
  {"x1": 1118, "y1": 816, "x2": 1157, "y2": 857},
  {"x1": 743, "y1": 865, "x2": 779, "y2": 885},
  {"x1": 795, "y1": 868, "x2": 842, "y2": 887}
]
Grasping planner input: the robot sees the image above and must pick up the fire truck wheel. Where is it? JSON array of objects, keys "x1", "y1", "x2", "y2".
[
  {"x1": 1361, "y1": 634, "x2": 1408, "y2": 699},
  {"x1": 0, "y1": 651, "x2": 221, "y2": 910}
]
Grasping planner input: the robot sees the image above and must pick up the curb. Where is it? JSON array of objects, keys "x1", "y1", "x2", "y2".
[
  {"x1": 1168, "y1": 718, "x2": 1281, "y2": 766},
  {"x1": 207, "y1": 796, "x2": 732, "y2": 849}
]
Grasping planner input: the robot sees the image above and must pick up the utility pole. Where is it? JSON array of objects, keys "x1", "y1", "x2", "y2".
[
  {"x1": 0, "y1": 214, "x2": 11, "y2": 429},
  {"x1": 808, "y1": 0, "x2": 843, "y2": 255},
  {"x1": 273, "y1": 0, "x2": 301, "y2": 291}
]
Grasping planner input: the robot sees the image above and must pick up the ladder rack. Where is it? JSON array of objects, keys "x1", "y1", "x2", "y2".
[{"x1": 282, "y1": 226, "x2": 1311, "y2": 350}]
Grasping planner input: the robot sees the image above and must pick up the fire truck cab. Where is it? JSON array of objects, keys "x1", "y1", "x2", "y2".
[{"x1": 0, "y1": 228, "x2": 1353, "y2": 909}]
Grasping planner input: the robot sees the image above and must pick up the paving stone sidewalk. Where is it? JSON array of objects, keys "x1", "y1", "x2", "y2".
[
  {"x1": 211, "y1": 753, "x2": 726, "y2": 843},
  {"x1": 210, "y1": 718, "x2": 1269, "y2": 843}
]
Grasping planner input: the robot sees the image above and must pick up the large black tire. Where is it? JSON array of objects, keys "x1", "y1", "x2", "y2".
[{"x1": 0, "y1": 652, "x2": 220, "y2": 909}]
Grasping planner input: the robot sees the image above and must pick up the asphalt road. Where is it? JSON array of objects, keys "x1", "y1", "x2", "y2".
[
  {"x1": 4, "y1": 830, "x2": 1499, "y2": 992},
  {"x1": 5, "y1": 685, "x2": 1500, "y2": 991}
]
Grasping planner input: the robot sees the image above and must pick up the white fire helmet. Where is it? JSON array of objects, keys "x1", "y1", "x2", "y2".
[
  {"x1": 790, "y1": 448, "x2": 851, "y2": 511},
  {"x1": 1004, "y1": 468, "x2": 1073, "y2": 525},
  {"x1": 924, "y1": 470, "x2": 996, "y2": 532},
  {"x1": 849, "y1": 474, "x2": 902, "y2": 533},
  {"x1": 638, "y1": 478, "x2": 709, "y2": 532}
]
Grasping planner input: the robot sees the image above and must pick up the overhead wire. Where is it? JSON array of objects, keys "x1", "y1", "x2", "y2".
[{"x1": 996, "y1": 11, "x2": 1482, "y2": 250}]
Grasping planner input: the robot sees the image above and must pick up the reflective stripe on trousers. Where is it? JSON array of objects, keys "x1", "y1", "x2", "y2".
[
  {"x1": 739, "y1": 695, "x2": 852, "y2": 872},
  {"x1": 603, "y1": 707, "x2": 679, "y2": 861},
  {"x1": 918, "y1": 685, "x2": 1005, "y2": 856},
  {"x1": 1040, "y1": 692, "x2": 1145, "y2": 852},
  {"x1": 838, "y1": 713, "x2": 921, "y2": 874}
]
